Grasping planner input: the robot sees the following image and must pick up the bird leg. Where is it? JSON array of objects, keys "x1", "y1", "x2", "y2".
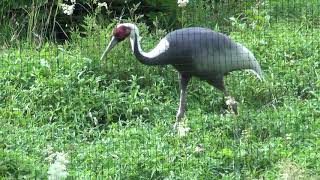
[
  {"x1": 224, "y1": 91, "x2": 238, "y2": 115},
  {"x1": 175, "y1": 74, "x2": 191, "y2": 123},
  {"x1": 206, "y1": 77, "x2": 237, "y2": 114}
]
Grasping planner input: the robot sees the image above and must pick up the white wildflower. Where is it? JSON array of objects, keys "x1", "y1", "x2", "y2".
[
  {"x1": 285, "y1": 133, "x2": 292, "y2": 140},
  {"x1": 47, "y1": 152, "x2": 69, "y2": 180},
  {"x1": 61, "y1": 3, "x2": 75, "y2": 16},
  {"x1": 44, "y1": 145, "x2": 54, "y2": 157},
  {"x1": 98, "y1": 2, "x2": 108, "y2": 10},
  {"x1": 195, "y1": 145, "x2": 205, "y2": 153},
  {"x1": 45, "y1": 145, "x2": 53, "y2": 153},
  {"x1": 176, "y1": 121, "x2": 190, "y2": 137},
  {"x1": 70, "y1": 0, "x2": 76, "y2": 3},
  {"x1": 279, "y1": 160, "x2": 306, "y2": 180},
  {"x1": 177, "y1": 0, "x2": 189, "y2": 7},
  {"x1": 40, "y1": 59, "x2": 50, "y2": 69}
]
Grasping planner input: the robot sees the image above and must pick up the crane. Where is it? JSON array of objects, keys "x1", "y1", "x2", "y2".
[{"x1": 100, "y1": 23, "x2": 263, "y2": 124}]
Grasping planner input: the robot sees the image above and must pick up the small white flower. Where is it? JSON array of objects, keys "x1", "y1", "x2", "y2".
[
  {"x1": 47, "y1": 152, "x2": 69, "y2": 180},
  {"x1": 44, "y1": 145, "x2": 54, "y2": 156},
  {"x1": 40, "y1": 59, "x2": 50, "y2": 69},
  {"x1": 195, "y1": 145, "x2": 205, "y2": 153},
  {"x1": 285, "y1": 133, "x2": 292, "y2": 140},
  {"x1": 98, "y1": 2, "x2": 108, "y2": 10},
  {"x1": 61, "y1": 3, "x2": 75, "y2": 16},
  {"x1": 70, "y1": 0, "x2": 76, "y2": 4},
  {"x1": 177, "y1": 0, "x2": 189, "y2": 7}
]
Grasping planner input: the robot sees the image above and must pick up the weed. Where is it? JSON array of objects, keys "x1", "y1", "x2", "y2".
[{"x1": 0, "y1": 1, "x2": 319, "y2": 179}]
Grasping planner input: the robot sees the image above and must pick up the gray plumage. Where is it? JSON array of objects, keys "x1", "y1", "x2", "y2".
[
  {"x1": 101, "y1": 23, "x2": 263, "y2": 123},
  {"x1": 134, "y1": 27, "x2": 262, "y2": 90}
]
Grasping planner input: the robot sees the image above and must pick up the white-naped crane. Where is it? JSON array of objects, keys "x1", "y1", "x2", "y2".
[{"x1": 100, "y1": 23, "x2": 263, "y2": 124}]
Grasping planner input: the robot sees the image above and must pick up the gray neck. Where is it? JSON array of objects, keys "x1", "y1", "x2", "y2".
[{"x1": 130, "y1": 31, "x2": 167, "y2": 66}]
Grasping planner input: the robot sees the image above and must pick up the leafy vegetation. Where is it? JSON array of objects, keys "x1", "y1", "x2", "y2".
[
  {"x1": 0, "y1": 0, "x2": 177, "y2": 45},
  {"x1": 0, "y1": 0, "x2": 320, "y2": 179}
]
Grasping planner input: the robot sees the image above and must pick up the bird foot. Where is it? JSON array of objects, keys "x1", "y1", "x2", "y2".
[
  {"x1": 173, "y1": 122, "x2": 180, "y2": 130},
  {"x1": 173, "y1": 118, "x2": 182, "y2": 130},
  {"x1": 225, "y1": 96, "x2": 238, "y2": 115},
  {"x1": 175, "y1": 111, "x2": 184, "y2": 124},
  {"x1": 173, "y1": 121, "x2": 190, "y2": 137}
]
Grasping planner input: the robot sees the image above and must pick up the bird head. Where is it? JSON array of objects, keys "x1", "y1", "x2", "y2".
[{"x1": 100, "y1": 23, "x2": 137, "y2": 61}]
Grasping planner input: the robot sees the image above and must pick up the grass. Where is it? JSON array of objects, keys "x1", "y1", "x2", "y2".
[{"x1": 0, "y1": 17, "x2": 320, "y2": 179}]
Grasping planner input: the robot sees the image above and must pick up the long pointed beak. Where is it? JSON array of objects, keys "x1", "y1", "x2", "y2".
[{"x1": 100, "y1": 36, "x2": 119, "y2": 61}]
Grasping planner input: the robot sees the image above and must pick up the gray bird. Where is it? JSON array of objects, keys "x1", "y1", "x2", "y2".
[{"x1": 101, "y1": 23, "x2": 263, "y2": 123}]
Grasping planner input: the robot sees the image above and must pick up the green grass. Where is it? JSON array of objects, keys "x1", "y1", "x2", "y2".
[{"x1": 0, "y1": 19, "x2": 320, "y2": 179}]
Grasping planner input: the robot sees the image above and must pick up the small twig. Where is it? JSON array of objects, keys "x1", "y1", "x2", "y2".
[{"x1": 55, "y1": 21, "x2": 70, "y2": 40}]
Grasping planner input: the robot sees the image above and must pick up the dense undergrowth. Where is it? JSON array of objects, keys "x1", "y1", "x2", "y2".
[{"x1": 1, "y1": 1, "x2": 320, "y2": 179}]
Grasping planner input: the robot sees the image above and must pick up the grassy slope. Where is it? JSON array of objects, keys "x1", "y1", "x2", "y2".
[{"x1": 0, "y1": 21, "x2": 319, "y2": 179}]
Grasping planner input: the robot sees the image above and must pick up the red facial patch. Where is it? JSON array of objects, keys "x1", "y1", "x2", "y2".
[{"x1": 113, "y1": 26, "x2": 131, "y2": 41}]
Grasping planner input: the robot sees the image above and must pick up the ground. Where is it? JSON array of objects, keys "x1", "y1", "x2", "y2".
[{"x1": 0, "y1": 20, "x2": 319, "y2": 179}]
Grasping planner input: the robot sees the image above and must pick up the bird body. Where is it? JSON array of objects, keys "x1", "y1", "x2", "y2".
[
  {"x1": 101, "y1": 23, "x2": 263, "y2": 122},
  {"x1": 164, "y1": 27, "x2": 262, "y2": 79},
  {"x1": 132, "y1": 26, "x2": 262, "y2": 83}
]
